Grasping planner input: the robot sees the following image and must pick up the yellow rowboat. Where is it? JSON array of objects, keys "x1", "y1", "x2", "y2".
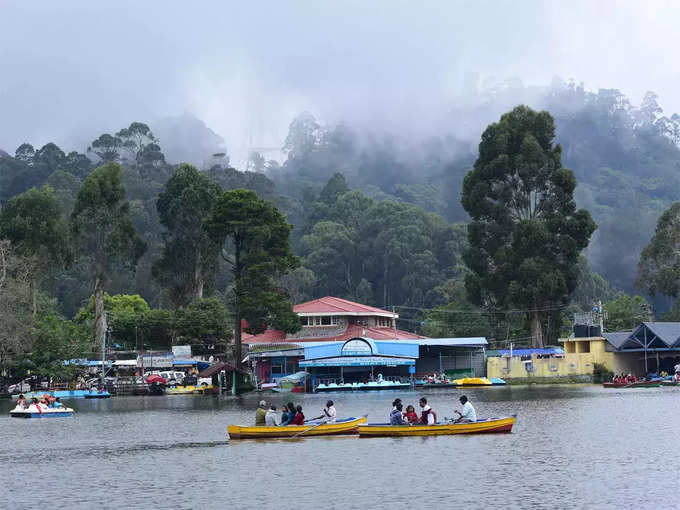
[
  {"x1": 452, "y1": 377, "x2": 493, "y2": 386},
  {"x1": 228, "y1": 416, "x2": 367, "y2": 439},
  {"x1": 166, "y1": 384, "x2": 216, "y2": 395},
  {"x1": 358, "y1": 416, "x2": 516, "y2": 437}
]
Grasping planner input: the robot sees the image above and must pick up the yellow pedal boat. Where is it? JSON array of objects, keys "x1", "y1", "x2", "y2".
[
  {"x1": 166, "y1": 384, "x2": 215, "y2": 395},
  {"x1": 228, "y1": 416, "x2": 367, "y2": 439},
  {"x1": 358, "y1": 416, "x2": 516, "y2": 437},
  {"x1": 452, "y1": 377, "x2": 493, "y2": 386}
]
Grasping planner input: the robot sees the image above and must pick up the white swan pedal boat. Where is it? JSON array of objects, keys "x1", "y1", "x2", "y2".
[{"x1": 10, "y1": 405, "x2": 74, "y2": 418}]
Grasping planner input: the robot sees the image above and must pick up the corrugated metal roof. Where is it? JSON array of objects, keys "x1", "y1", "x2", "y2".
[
  {"x1": 243, "y1": 324, "x2": 425, "y2": 344},
  {"x1": 640, "y1": 322, "x2": 680, "y2": 347},
  {"x1": 602, "y1": 332, "x2": 633, "y2": 349},
  {"x1": 293, "y1": 296, "x2": 397, "y2": 317},
  {"x1": 488, "y1": 347, "x2": 564, "y2": 357}
]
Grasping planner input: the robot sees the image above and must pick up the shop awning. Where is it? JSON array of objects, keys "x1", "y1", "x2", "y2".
[{"x1": 299, "y1": 356, "x2": 415, "y2": 368}]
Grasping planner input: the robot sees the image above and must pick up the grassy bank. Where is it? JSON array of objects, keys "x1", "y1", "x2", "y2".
[{"x1": 504, "y1": 375, "x2": 593, "y2": 385}]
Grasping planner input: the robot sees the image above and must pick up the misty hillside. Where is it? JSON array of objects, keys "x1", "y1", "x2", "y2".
[
  {"x1": 0, "y1": 79, "x2": 677, "y2": 324},
  {"x1": 266, "y1": 79, "x2": 680, "y2": 295}
]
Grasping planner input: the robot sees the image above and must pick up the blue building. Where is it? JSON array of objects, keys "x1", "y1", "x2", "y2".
[{"x1": 300, "y1": 337, "x2": 419, "y2": 388}]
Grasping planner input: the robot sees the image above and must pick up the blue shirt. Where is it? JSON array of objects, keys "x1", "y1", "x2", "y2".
[{"x1": 390, "y1": 409, "x2": 404, "y2": 425}]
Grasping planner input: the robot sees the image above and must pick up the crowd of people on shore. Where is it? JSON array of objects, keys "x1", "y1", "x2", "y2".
[
  {"x1": 255, "y1": 400, "x2": 337, "y2": 426},
  {"x1": 14, "y1": 394, "x2": 65, "y2": 412},
  {"x1": 389, "y1": 396, "x2": 476, "y2": 425}
]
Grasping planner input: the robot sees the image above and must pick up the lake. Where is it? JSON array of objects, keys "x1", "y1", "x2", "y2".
[{"x1": 2, "y1": 385, "x2": 679, "y2": 509}]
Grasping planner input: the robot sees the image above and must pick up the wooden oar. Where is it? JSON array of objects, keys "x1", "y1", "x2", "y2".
[{"x1": 292, "y1": 421, "x2": 325, "y2": 438}]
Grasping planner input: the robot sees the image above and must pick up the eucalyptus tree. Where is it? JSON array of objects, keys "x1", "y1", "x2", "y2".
[
  {"x1": 0, "y1": 185, "x2": 70, "y2": 315},
  {"x1": 204, "y1": 189, "x2": 300, "y2": 371},
  {"x1": 637, "y1": 202, "x2": 680, "y2": 298},
  {"x1": 153, "y1": 163, "x2": 222, "y2": 308},
  {"x1": 70, "y1": 162, "x2": 146, "y2": 348},
  {"x1": 461, "y1": 105, "x2": 596, "y2": 347}
]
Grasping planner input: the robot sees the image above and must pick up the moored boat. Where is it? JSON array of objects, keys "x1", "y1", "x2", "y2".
[
  {"x1": 602, "y1": 380, "x2": 661, "y2": 388},
  {"x1": 315, "y1": 380, "x2": 410, "y2": 392},
  {"x1": 83, "y1": 391, "x2": 112, "y2": 399},
  {"x1": 14, "y1": 389, "x2": 111, "y2": 399},
  {"x1": 228, "y1": 416, "x2": 367, "y2": 439},
  {"x1": 166, "y1": 384, "x2": 216, "y2": 395},
  {"x1": 660, "y1": 380, "x2": 680, "y2": 386},
  {"x1": 10, "y1": 405, "x2": 74, "y2": 418},
  {"x1": 452, "y1": 377, "x2": 493, "y2": 387},
  {"x1": 358, "y1": 416, "x2": 516, "y2": 437}
]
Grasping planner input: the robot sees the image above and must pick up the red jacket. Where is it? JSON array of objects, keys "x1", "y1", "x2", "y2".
[{"x1": 291, "y1": 412, "x2": 305, "y2": 425}]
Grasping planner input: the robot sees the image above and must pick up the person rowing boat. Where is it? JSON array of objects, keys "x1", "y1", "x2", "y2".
[
  {"x1": 309, "y1": 400, "x2": 337, "y2": 423},
  {"x1": 453, "y1": 395, "x2": 477, "y2": 423}
]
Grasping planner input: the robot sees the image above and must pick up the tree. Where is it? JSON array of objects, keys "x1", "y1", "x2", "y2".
[
  {"x1": 0, "y1": 185, "x2": 70, "y2": 315},
  {"x1": 283, "y1": 112, "x2": 323, "y2": 160},
  {"x1": 461, "y1": 105, "x2": 597, "y2": 347},
  {"x1": 30, "y1": 314, "x2": 90, "y2": 379},
  {"x1": 605, "y1": 294, "x2": 652, "y2": 331},
  {"x1": 422, "y1": 280, "x2": 492, "y2": 338},
  {"x1": 246, "y1": 151, "x2": 266, "y2": 173},
  {"x1": 153, "y1": 164, "x2": 222, "y2": 308},
  {"x1": 204, "y1": 189, "x2": 300, "y2": 371},
  {"x1": 88, "y1": 133, "x2": 124, "y2": 163},
  {"x1": 0, "y1": 240, "x2": 34, "y2": 375},
  {"x1": 173, "y1": 298, "x2": 232, "y2": 349},
  {"x1": 637, "y1": 202, "x2": 680, "y2": 298},
  {"x1": 70, "y1": 162, "x2": 147, "y2": 349}
]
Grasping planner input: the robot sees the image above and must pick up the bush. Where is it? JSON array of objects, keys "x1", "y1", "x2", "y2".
[{"x1": 592, "y1": 362, "x2": 613, "y2": 383}]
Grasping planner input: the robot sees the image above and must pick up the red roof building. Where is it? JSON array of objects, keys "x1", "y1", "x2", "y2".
[{"x1": 242, "y1": 296, "x2": 426, "y2": 345}]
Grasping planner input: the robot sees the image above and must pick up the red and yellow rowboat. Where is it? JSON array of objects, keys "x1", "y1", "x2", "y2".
[
  {"x1": 227, "y1": 416, "x2": 367, "y2": 439},
  {"x1": 358, "y1": 416, "x2": 516, "y2": 437}
]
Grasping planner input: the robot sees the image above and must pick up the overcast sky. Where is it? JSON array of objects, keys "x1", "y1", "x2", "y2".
[{"x1": 1, "y1": 0, "x2": 679, "y2": 165}]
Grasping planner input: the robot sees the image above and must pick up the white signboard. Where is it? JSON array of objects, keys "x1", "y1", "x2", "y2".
[
  {"x1": 172, "y1": 345, "x2": 192, "y2": 359},
  {"x1": 139, "y1": 356, "x2": 173, "y2": 368}
]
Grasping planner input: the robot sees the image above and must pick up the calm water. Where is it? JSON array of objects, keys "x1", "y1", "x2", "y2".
[{"x1": 2, "y1": 385, "x2": 679, "y2": 509}]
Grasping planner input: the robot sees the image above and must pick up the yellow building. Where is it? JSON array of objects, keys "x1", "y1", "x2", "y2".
[{"x1": 487, "y1": 337, "x2": 639, "y2": 381}]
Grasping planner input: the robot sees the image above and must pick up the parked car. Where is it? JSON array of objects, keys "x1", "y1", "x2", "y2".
[
  {"x1": 86, "y1": 377, "x2": 117, "y2": 390},
  {"x1": 8, "y1": 377, "x2": 48, "y2": 394},
  {"x1": 147, "y1": 371, "x2": 185, "y2": 387},
  {"x1": 8, "y1": 379, "x2": 32, "y2": 394}
]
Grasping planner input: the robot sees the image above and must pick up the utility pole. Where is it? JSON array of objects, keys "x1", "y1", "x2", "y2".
[
  {"x1": 101, "y1": 312, "x2": 107, "y2": 390},
  {"x1": 598, "y1": 300, "x2": 604, "y2": 333},
  {"x1": 392, "y1": 306, "x2": 397, "y2": 340}
]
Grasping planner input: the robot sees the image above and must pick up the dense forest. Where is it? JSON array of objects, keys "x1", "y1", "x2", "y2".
[{"x1": 2, "y1": 79, "x2": 680, "y2": 375}]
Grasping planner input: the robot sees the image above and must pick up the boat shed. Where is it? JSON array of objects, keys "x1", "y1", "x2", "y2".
[
  {"x1": 300, "y1": 337, "x2": 418, "y2": 388},
  {"x1": 609, "y1": 322, "x2": 680, "y2": 373},
  {"x1": 413, "y1": 338, "x2": 488, "y2": 378}
]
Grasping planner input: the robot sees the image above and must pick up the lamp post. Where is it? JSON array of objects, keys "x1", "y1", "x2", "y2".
[{"x1": 101, "y1": 312, "x2": 108, "y2": 390}]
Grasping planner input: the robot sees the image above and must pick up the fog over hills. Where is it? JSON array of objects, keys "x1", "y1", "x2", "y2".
[{"x1": 2, "y1": 1, "x2": 680, "y2": 166}]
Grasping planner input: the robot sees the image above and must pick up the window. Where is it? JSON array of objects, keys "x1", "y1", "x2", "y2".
[
  {"x1": 376, "y1": 317, "x2": 392, "y2": 328},
  {"x1": 301, "y1": 316, "x2": 338, "y2": 326}
]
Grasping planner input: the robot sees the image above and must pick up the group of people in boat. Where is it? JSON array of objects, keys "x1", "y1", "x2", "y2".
[
  {"x1": 390, "y1": 396, "x2": 476, "y2": 425},
  {"x1": 611, "y1": 373, "x2": 639, "y2": 384},
  {"x1": 255, "y1": 399, "x2": 337, "y2": 426},
  {"x1": 14, "y1": 394, "x2": 65, "y2": 412},
  {"x1": 612, "y1": 369, "x2": 680, "y2": 384}
]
